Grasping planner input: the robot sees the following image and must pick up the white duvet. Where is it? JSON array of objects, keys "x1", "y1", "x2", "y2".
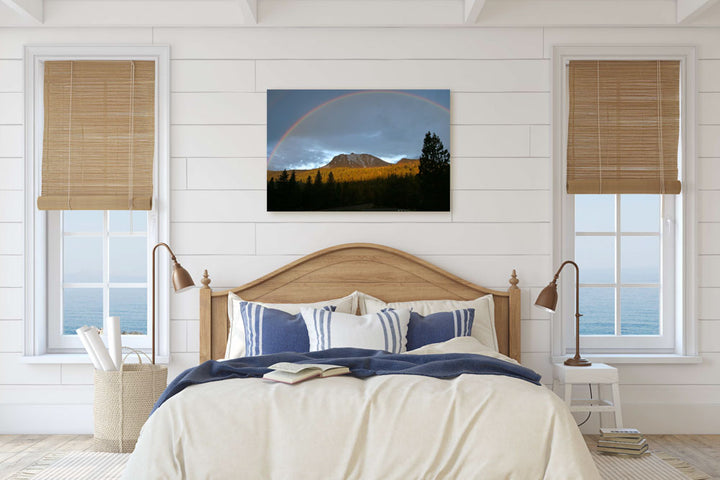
[{"x1": 124, "y1": 338, "x2": 600, "y2": 479}]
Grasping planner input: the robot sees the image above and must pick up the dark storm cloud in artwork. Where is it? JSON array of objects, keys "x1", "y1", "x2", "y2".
[{"x1": 267, "y1": 90, "x2": 450, "y2": 171}]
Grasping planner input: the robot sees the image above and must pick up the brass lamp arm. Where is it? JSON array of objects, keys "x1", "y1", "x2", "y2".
[
  {"x1": 151, "y1": 242, "x2": 178, "y2": 365},
  {"x1": 152, "y1": 242, "x2": 178, "y2": 262},
  {"x1": 554, "y1": 260, "x2": 590, "y2": 367},
  {"x1": 553, "y1": 260, "x2": 582, "y2": 320}
]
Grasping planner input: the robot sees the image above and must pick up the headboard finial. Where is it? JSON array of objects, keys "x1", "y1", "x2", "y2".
[
  {"x1": 201, "y1": 269, "x2": 211, "y2": 289},
  {"x1": 509, "y1": 269, "x2": 519, "y2": 289}
]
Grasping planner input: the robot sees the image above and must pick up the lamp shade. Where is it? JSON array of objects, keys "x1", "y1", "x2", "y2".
[
  {"x1": 171, "y1": 261, "x2": 195, "y2": 293},
  {"x1": 534, "y1": 281, "x2": 558, "y2": 313}
]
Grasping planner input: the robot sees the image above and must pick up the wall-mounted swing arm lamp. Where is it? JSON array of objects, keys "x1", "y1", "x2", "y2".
[
  {"x1": 535, "y1": 260, "x2": 591, "y2": 367},
  {"x1": 152, "y1": 242, "x2": 195, "y2": 364}
]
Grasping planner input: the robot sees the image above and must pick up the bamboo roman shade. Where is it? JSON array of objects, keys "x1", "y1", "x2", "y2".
[
  {"x1": 566, "y1": 60, "x2": 681, "y2": 195},
  {"x1": 37, "y1": 60, "x2": 155, "y2": 210}
]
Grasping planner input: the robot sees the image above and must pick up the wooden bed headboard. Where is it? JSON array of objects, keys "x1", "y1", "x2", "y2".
[{"x1": 199, "y1": 243, "x2": 521, "y2": 363}]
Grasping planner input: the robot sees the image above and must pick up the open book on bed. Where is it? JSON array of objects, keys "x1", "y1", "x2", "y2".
[{"x1": 263, "y1": 362, "x2": 350, "y2": 385}]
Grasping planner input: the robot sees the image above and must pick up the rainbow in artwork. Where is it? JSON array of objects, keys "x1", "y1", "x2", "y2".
[{"x1": 267, "y1": 89, "x2": 451, "y2": 212}]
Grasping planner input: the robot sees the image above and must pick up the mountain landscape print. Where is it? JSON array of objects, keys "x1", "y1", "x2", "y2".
[{"x1": 267, "y1": 89, "x2": 451, "y2": 211}]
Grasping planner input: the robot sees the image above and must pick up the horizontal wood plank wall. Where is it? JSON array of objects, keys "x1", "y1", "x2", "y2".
[{"x1": 0, "y1": 26, "x2": 719, "y2": 433}]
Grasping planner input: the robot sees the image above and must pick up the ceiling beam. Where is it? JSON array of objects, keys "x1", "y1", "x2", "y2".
[
  {"x1": 0, "y1": 0, "x2": 42, "y2": 23},
  {"x1": 677, "y1": 0, "x2": 720, "y2": 23},
  {"x1": 237, "y1": 0, "x2": 257, "y2": 24},
  {"x1": 464, "y1": 0, "x2": 486, "y2": 24}
]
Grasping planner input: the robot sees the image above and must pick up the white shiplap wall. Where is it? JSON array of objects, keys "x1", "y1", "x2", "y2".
[{"x1": 0, "y1": 26, "x2": 718, "y2": 433}]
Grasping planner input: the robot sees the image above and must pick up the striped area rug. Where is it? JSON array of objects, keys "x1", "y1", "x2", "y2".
[
  {"x1": 592, "y1": 450, "x2": 712, "y2": 480},
  {"x1": 8, "y1": 449, "x2": 712, "y2": 480},
  {"x1": 8, "y1": 451, "x2": 130, "y2": 480}
]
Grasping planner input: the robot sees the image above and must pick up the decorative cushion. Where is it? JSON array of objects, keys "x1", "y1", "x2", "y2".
[
  {"x1": 239, "y1": 303, "x2": 335, "y2": 357},
  {"x1": 301, "y1": 308, "x2": 411, "y2": 353},
  {"x1": 358, "y1": 292, "x2": 498, "y2": 351},
  {"x1": 405, "y1": 336, "x2": 520, "y2": 365},
  {"x1": 406, "y1": 308, "x2": 475, "y2": 350},
  {"x1": 225, "y1": 292, "x2": 358, "y2": 359}
]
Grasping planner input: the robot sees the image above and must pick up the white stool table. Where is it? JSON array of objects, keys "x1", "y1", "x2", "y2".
[{"x1": 552, "y1": 362, "x2": 623, "y2": 428}]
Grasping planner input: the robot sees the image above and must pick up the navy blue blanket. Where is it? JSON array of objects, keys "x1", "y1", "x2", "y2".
[{"x1": 153, "y1": 348, "x2": 541, "y2": 414}]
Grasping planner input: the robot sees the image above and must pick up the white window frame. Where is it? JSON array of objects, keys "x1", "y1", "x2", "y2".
[
  {"x1": 24, "y1": 45, "x2": 170, "y2": 359},
  {"x1": 47, "y1": 210, "x2": 151, "y2": 351},
  {"x1": 569, "y1": 194, "x2": 674, "y2": 351},
  {"x1": 551, "y1": 45, "x2": 698, "y2": 359}
]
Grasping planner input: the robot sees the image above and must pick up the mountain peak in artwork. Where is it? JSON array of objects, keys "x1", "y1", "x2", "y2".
[
  {"x1": 323, "y1": 153, "x2": 391, "y2": 169},
  {"x1": 396, "y1": 158, "x2": 419, "y2": 165}
]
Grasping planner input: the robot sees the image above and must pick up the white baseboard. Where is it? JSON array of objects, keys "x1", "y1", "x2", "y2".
[{"x1": 0, "y1": 404, "x2": 93, "y2": 434}]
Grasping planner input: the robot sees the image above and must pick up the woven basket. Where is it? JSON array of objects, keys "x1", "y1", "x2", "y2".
[{"x1": 93, "y1": 349, "x2": 167, "y2": 453}]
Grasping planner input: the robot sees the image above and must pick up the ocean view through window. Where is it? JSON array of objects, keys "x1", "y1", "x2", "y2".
[
  {"x1": 61, "y1": 210, "x2": 149, "y2": 336},
  {"x1": 575, "y1": 195, "x2": 662, "y2": 337}
]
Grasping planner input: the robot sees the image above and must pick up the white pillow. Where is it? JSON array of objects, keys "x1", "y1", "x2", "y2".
[
  {"x1": 301, "y1": 308, "x2": 411, "y2": 353},
  {"x1": 405, "y1": 337, "x2": 519, "y2": 365},
  {"x1": 358, "y1": 292, "x2": 498, "y2": 352},
  {"x1": 225, "y1": 291, "x2": 358, "y2": 359}
]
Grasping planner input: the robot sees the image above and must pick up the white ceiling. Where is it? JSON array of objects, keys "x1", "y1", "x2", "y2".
[{"x1": 1, "y1": 0, "x2": 719, "y2": 27}]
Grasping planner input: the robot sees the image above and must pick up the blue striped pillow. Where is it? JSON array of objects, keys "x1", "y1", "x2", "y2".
[
  {"x1": 406, "y1": 308, "x2": 475, "y2": 350},
  {"x1": 240, "y1": 302, "x2": 335, "y2": 357},
  {"x1": 301, "y1": 308, "x2": 411, "y2": 353}
]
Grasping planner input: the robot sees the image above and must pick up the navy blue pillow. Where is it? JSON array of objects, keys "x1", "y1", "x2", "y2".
[
  {"x1": 406, "y1": 308, "x2": 475, "y2": 350},
  {"x1": 240, "y1": 302, "x2": 335, "y2": 356}
]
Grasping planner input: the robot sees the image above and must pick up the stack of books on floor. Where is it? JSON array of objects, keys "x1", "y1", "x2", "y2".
[{"x1": 597, "y1": 428, "x2": 648, "y2": 456}]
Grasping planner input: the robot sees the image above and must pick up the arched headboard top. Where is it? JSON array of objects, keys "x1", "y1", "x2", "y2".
[{"x1": 199, "y1": 243, "x2": 521, "y2": 362}]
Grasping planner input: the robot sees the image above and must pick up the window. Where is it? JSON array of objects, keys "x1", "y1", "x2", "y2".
[
  {"x1": 571, "y1": 194, "x2": 675, "y2": 351},
  {"x1": 24, "y1": 46, "x2": 170, "y2": 358},
  {"x1": 552, "y1": 46, "x2": 697, "y2": 357},
  {"x1": 47, "y1": 211, "x2": 150, "y2": 351}
]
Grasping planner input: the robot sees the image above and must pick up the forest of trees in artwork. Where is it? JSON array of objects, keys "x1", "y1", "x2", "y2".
[{"x1": 267, "y1": 132, "x2": 450, "y2": 211}]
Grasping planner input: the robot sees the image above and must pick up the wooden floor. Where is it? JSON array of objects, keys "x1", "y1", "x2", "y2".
[
  {"x1": 0, "y1": 434, "x2": 718, "y2": 479},
  {"x1": 585, "y1": 435, "x2": 720, "y2": 479},
  {"x1": 0, "y1": 434, "x2": 94, "y2": 480}
]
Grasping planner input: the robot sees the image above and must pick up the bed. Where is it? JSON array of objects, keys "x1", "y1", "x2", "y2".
[{"x1": 124, "y1": 243, "x2": 600, "y2": 479}]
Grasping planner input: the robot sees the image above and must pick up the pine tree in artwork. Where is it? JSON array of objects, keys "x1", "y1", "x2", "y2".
[
  {"x1": 267, "y1": 177, "x2": 276, "y2": 210},
  {"x1": 418, "y1": 132, "x2": 450, "y2": 178},
  {"x1": 278, "y1": 169, "x2": 290, "y2": 184},
  {"x1": 314, "y1": 170, "x2": 323, "y2": 185},
  {"x1": 274, "y1": 169, "x2": 290, "y2": 209},
  {"x1": 417, "y1": 131, "x2": 450, "y2": 210}
]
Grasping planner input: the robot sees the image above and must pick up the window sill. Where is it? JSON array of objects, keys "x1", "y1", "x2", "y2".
[
  {"x1": 20, "y1": 354, "x2": 170, "y2": 365},
  {"x1": 551, "y1": 354, "x2": 702, "y2": 365}
]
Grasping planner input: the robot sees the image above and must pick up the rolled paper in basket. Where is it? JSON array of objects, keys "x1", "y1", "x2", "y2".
[
  {"x1": 107, "y1": 316, "x2": 122, "y2": 370},
  {"x1": 79, "y1": 326, "x2": 116, "y2": 371},
  {"x1": 76, "y1": 326, "x2": 102, "y2": 370}
]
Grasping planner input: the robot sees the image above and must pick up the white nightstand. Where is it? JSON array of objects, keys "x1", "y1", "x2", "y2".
[{"x1": 552, "y1": 362, "x2": 623, "y2": 428}]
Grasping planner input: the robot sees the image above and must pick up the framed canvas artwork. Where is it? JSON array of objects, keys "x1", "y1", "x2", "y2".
[{"x1": 267, "y1": 89, "x2": 450, "y2": 211}]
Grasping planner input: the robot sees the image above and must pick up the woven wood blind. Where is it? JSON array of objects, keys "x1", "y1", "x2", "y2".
[
  {"x1": 567, "y1": 60, "x2": 681, "y2": 195},
  {"x1": 37, "y1": 60, "x2": 155, "y2": 210}
]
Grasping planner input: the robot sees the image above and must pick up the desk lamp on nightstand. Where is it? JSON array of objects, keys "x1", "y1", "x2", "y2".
[{"x1": 535, "y1": 260, "x2": 591, "y2": 367}]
